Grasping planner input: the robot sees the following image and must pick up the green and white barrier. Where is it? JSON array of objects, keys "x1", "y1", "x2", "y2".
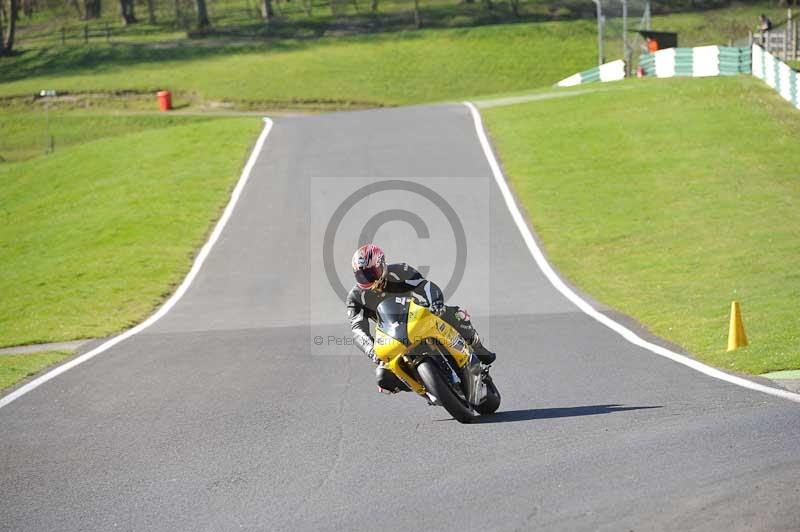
[
  {"x1": 557, "y1": 59, "x2": 626, "y2": 87},
  {"x1": 639, "y1": 46, "x2": 751, "y2": 78},
  {"x1": 752, "y1": 44, "x2": 799, "y2": 109}
]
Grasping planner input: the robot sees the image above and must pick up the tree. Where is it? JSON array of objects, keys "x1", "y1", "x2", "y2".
[
  {"x1": 0, "y1": 0, "x2": 18, "y2": 56},
  {"x1": 412, "y1": 0, "x2": 420, "y2": 27},
  {"x1": 195, "y1": 0, "x2": 209, "y2": 26},
  {"x1": 84, "y1": 0, "x2": 101, "y2": 19},
  {"x1": 146, "y1": 0, "x2": 156, "y2": 23},
  {"x1": 119, "y1": 0, "x2": 137, "y2": 25},
  {"x1": 260, "y1": 0, "x2": 273, "y2": 20},
  {"x1": 68, "y1": 0, "x2": 83, "y2": 19}
]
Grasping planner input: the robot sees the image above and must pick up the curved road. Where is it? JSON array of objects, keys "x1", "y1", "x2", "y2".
[{"x1": 2, "y1": 104, "x2": 799, "y2": 532}]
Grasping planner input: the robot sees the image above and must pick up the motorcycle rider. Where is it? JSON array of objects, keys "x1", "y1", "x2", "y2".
[{"x1": 346, "y1": 243, "x2": 496, "y2": 394}]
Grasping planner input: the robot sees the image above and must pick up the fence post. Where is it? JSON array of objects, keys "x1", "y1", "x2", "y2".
[
  {"x1": 784, "y1": 11, "x2": 790, "y2": 59},
  {"x1": 795, "y1": 18, "x2": 798, "y2": 60},
  {"x1": 105, "y1": 22, "x2": 110, "y2": 42},
  {"x1": 84, "y1": 25, "x2": 89, "y2": 44}
]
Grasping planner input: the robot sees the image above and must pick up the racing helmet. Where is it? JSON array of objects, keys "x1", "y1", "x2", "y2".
[{"x1": 352, "y1": 244, "x2": 387, "y2": 290}]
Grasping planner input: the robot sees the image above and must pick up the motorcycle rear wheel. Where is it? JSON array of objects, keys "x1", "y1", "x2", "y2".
[{"x1": 417, "y1": 359, "x2": 475, "y2": 424}]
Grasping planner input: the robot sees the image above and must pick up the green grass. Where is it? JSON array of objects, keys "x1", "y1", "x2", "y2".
[
  {"x1": 0, "y1": 350, "x2": 73, "y2": 390},
  {"x1": 1, "y1": 0, "x2": 796, "y2": 378},
  {"x1": 2, "y1": 1, "x2": 788, "y2": 110},
  {"x1": 483, "y1": 75, "x2": 800, "y2": 375},
  {"x1": 0, "y1": 109, "x2": 215, "y2": 162},
  {"x1": 0, "y1": 117, "x2": 262, "y2": 347},
  {"x1": 1, "y1": 21, "x2": 599, "y2": 106}
]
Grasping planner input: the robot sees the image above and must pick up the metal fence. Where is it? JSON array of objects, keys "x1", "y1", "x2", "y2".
[{"x1": 750, "y1": 10, "x2": 799, "y2": 62}]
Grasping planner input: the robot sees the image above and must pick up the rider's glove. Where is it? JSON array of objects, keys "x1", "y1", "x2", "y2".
[
  {"x1": 367, "y1": 347, "x2": 380, "y2": 365},
  {"x1": 429, "y1": 301, "x2": 445, "y2": 316}
]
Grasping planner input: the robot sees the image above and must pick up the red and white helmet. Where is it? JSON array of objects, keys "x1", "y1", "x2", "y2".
[{"x1": 352, "y1": 244, "x2": 387, "y2": 290}]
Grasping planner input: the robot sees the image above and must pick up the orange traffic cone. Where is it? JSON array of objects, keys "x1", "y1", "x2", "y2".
[{"x1": 727, "y1": 301, "x2": 748, "y2": 351}]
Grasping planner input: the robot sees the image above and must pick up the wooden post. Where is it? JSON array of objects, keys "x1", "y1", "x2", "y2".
[
  {"x1": 84, "y1": 24, "x2": 88, "y2": 44},
  {"x1": 105, "y1": 22, "x2": 110, "y2": 42}
]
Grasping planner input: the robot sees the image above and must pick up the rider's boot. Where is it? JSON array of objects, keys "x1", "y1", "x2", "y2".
[
  {"x1": 469, "y1": 333, "x2": 496, "y2": 365},
  {"x1": 376, "y1": 365, "x2": 411, "y2": 393}
]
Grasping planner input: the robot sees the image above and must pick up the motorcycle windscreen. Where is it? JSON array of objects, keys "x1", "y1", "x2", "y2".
[{"x1": 375, "y1": 298, "x2": 411, "y2": 346}]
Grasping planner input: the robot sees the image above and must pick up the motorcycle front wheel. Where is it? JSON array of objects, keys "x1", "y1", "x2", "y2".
[
  {"x1": 417, "y1": 359, "x2": 475, "y2": 424},
  {"x1": 474, "y1": 378, "x2": 501, "y2": 415}
]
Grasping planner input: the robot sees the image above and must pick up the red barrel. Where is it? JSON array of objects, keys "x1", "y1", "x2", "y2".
[{"x1": 157, "y1": 90, "x2": 172, "y2": 112}]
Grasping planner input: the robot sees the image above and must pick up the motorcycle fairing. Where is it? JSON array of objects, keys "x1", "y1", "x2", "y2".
[{"x1": 374, "y1": 299, "x2": 487, "y2": 405}]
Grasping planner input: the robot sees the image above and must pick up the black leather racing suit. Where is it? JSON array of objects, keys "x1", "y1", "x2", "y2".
[{"x1": 346, "y1": 263, "x2": 479, "y2": 392}]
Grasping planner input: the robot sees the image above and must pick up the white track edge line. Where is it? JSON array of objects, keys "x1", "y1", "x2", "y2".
[
  {"x1": 0, "y1": 118, "x2": 275, "y2": 410},
  {"x1": 463, "y1": 101, "x2": 800, "y2": 404}
]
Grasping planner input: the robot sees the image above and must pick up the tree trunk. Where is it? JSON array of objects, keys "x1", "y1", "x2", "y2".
[
  {"x1": 412, "y1": 0, "x2": 420, "y2": 28},
  {"x1": 194, "y1": 0, "x2": 209, "y2": 26},
  {"x1": 260, "y1": 0, "x2": 273, "y2": 20},
  {"x1": 370, "y1": 0, "x2": 377, "y2": 11},
  {"x1": 69, "y1": 0, "x2": 83, "y2": 19},
  {"x1": 0, "y1": 0, "x2": 18, "y2": 55},
  {"x1": 146, "y1": 0, "x2": 156, "y2": 23},
  {"x1": 84, "y1": 0, "x2": 101, "y2": 19},
  {"x1": 119, "y1": 0, "x2": 137, "y2": 25},
  {"x1": 508, "y1": 0, "x2": 518, "y2": 17}
]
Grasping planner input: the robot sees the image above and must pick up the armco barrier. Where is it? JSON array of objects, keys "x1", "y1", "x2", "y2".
[
  {"x1": 556, "y1": 59, "x2": 626, "y2": 87},
  {"x1": 752, "y1": 44, "x2": 799, "y2": 109},
  {"x1": 639, "y1": 46, "x2": 751, "y2": 78},
  {"x1": 556, "y1": 44, "x2": 798, "y2": 113}
]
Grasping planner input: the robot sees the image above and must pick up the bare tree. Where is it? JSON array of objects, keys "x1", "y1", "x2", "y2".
[{"x1": 0, "y1": 0, "x2": 18, "y2": 55}]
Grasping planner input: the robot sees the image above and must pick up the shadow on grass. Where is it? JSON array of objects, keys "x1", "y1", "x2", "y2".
[{"x1": 473, "y1": 404, "x2": 662, "y2": 424}]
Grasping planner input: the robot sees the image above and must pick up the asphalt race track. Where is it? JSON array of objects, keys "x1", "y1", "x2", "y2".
[{"x1": 1, "y1": 104, "x2": 799, "y2": 532}]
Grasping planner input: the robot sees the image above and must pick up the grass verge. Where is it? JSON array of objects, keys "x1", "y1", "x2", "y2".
[
  {"x1": 483, "y1": 75, "x2": 800, "y2": 375},
  {"x1": 0, "y1": 350, "x2": 73, "y2": 391},
  {"x1": 0, "y1": 117, "x2": 262, "y2": 347},
  {"x1": 0, "y1": 108, "x2": 216, "y2": 162},
  {"x1": 1, "y1": 22, "x2": 599, "y2": 106},
  {"x1": 2, "y1": 2, "x2": 788, "y2": 109}
]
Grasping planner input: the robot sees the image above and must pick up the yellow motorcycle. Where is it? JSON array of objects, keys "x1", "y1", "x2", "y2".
[{"x1": 373, "y1": 297, "x2": 501, "y2": 423}]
